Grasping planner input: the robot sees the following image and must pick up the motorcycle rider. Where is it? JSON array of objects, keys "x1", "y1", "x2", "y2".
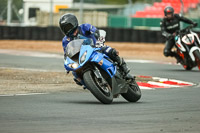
[
  {"x1": 59, "y1": 13, "x2": 132, "y2": 81},
  {"x1": 160, "y1": 6, "x2": 198, "y2": 62}
]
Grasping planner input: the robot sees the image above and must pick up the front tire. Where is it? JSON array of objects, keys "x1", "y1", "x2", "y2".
[
  {"x1": 83, "y1": 70, "x2": 113, "y2": 104},
  {"x1": 121, "y1": 80, "x2": 141, "y2": 102}
]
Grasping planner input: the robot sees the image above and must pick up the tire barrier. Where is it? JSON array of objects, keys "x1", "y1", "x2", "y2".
[
  {"x1": 17, "y1": 26, "x2": 25, "y2": 39},
  {"x1": 1, "y1": 26, "x2": 198, "y2": 43},
  {"x1": 24, "y1": 27, "x2": 32, "y2": 40},
  {"x1": 0, "y1": 26, "x2": 2, "y2": 39},
  {"x1": 147, "y1": 30, "x2": 157, "y2": 43},
  {"x1": 1, "y1": 26, "x2": 10, "y2": 39},
  {"x1": 46, "y1": 26, "x2": 55, "y2": 40},
  {"x1": 131, "y1": 30, "x2": 140, "y2": 42},
  {"x1": 39, "y1": 27, "x2": 47, "y2": 40}
]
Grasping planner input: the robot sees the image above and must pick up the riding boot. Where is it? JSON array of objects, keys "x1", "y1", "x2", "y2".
[
  {"x1": 115, "y1": 57, "x2": 132, "y2": 79},
  {"x1": 119, "y1": 58, "x2": 130, "y2": 75}
]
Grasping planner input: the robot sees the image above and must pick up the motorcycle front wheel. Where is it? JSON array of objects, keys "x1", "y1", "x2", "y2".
[
  {"x1": 121, "y1": 80, "x2": 141, "y2": 102},
  {"x1": 83, "y1": 70, "x2": 113, "y2": 104}
]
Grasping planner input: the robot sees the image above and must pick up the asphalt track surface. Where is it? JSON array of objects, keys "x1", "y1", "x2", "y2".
[{"x1": 0, "y1": 53, "x2": 200, "y2": 133}]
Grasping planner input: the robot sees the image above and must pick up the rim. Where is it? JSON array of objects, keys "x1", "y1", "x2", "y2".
[{"x1": 93, "y1": 75, "x2": 111, "y2": 96}]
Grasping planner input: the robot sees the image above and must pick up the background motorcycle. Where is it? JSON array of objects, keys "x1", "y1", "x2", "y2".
[
  {"x1": 64, "y1": 37, "x2": 141, "y2": 104},
  {"x1": 174, "y1": 25, "x2": 200, "y2": 70}
]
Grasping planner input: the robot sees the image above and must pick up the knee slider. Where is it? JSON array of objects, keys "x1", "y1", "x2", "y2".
[
  {"x1": 111, "y1": 48, "x2": 118, "y2": 56},
  {"x1": 164, "y1": 49, "x2": 171, "y2": 57}
]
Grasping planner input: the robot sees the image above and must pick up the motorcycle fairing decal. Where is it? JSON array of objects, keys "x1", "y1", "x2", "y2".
[
  {"x1": 182, "y1": 34, "x2": 194, "y2": 45},
  {"x1": 189, "y1": 46, "x2": 200, "y2": 61},
  {"x1": 176, "y1": 37, "x2": 186, "y2": 52}
]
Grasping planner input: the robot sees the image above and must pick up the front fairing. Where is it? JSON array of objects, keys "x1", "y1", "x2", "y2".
[
  {"x1": 64, "y1": 37, "x2": 116, "y2": 78},
  {"x1": 64, "y1": 38, "x2": 97, "y2": 71}
]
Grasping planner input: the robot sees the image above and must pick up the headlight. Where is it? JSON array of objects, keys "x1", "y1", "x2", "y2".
[
  {"x1": 68, "y1": 63, "x2": 79, "y2": 69},
  {"x1": 80, "y1": 51, "x2": 87, "y2": 64}
]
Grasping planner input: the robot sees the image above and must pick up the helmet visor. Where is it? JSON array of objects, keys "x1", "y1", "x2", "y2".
[
  {"x1": 63, "y1": 23, "x2": 75, "y2": 36},
  {"x1": 166, "y1": 12, "x2": 173, "y2": 19}
]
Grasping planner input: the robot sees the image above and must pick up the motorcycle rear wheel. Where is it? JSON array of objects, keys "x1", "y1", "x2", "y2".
[
  {"x1": 83, "y1": 70, "x2": 113, "y2": 104},
  {"x1": 194, "y1": 50, "x2": 200, "y2": 70},
  {"x1": 121, "y1": 80, "x2": 141, "y2": 102},
  {"x1": 184, "y1": 65, "x2": 193, "y2": 70},
  {"x1": 181, "y1": 57, "x2": 193, "y2": 70}
]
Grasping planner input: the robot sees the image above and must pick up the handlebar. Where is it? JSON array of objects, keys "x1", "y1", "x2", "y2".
[
  {"x1": 180, "y1": 25, "x2": 194, "y2": 32},
  {"x1": 175, "y1": 24, "x2": 195, "y2": 36},
  {"x1": 169, "y1": 23, "x2": 197, "y2": 40}
]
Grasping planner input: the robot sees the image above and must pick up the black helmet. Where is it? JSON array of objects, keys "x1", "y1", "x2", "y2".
[
  {"x1": 164, "y1": 6, "x2": 174, "y2": 16},
  {"x1": 59, "y1": 13, "x2": 78, "y2": 37}
]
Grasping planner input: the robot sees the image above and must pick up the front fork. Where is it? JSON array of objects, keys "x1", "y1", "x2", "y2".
[
  {"x1": 72, "y1": 64, "x2": 108, "y2": 89},
  {"x1": 93, "y1": 65, "x2": 108, "y2": 86}
]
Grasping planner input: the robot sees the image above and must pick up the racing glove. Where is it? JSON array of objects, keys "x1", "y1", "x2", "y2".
[
  {"x1": 96, "y1": 30, "x2": 106, "y2": 48},
  {"x1": 192, "y1": 22, "x2": 198, "y2": 27}
]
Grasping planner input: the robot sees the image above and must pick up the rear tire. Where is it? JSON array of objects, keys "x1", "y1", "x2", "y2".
[
  {"x1": 181, "y1": 57, "x2": 193, "y2": 70},
  {"x1": 121, "y1": 80, "x2": 141, "y2": 102},
  {"x1": 193, "y1": 50, "x2": 200, "y2": 70},
  {"x1": 83, "y1": 70, "x2": 113, "y2": 104},
  {"x1": 185, "y1": 65, "x2": 193, "y2": 70}
]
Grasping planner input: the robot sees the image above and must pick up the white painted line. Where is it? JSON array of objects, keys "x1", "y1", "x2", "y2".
[
  {"x1": 0, "y1": 93, "x2": 47, "y2": 97},
  {"x1": 0, "y1": 67, "x2": 64, "y2": 72},
  {"x1": 152, "y1": 77, "x2": 169, "y2": 81},
  {"x1": 0, "y1": 94, "x2": 15, "y2": 97},
  {"x1": 126, "y1": 59, "x2": 157, "y2": 63},
  {"x1": 139, "y1": 86, "x2": 155, "y2": 90},
  {"x1": 126, "y1": 59, "x2": 178, "y2": 65},
  {"x1": 0, "y1": 49, "x2": 63, "y2": 58}
]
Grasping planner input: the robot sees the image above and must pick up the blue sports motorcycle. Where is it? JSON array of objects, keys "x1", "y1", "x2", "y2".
[{"x1": 64, "y1": 37, "x2": 141, "y2": 104}]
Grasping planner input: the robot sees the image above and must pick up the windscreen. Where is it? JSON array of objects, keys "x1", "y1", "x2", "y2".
[{"x1": 66, "y1": 39, "x2": 84, "y2": 58}]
